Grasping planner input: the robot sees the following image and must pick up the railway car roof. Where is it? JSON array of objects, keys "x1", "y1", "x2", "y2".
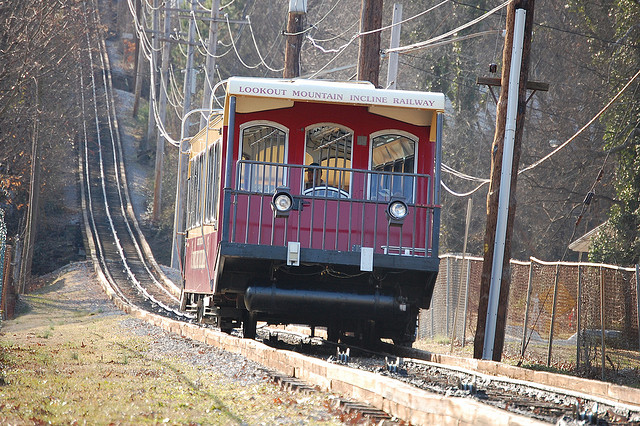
[{"x1": 226, "y1": 77, "x2": 445, "y2": 111}]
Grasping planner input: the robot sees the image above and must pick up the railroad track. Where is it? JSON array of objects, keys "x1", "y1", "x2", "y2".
[
  {"x1": 74, "y1": 2, "x2": 640, "y2": 425},
  {"x1": 254, "y1": 326, "x2": 640, "y2": 424},
  {"x1": 78, "y1": 0, "x2": 187, "y2": 321}
]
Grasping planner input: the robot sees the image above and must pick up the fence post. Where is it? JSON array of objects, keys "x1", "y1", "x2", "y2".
[
  {"x1": 521, "y1": 259, "x2": 534, "y2": 357},
  {"x1": 636, "y1": 264, "x2": 640, "y2": 358},
  {"x1": 430, "y1": 295, "x2": 435, "y2": 338},
  {"x1": 600, "y1": 266, "x2": 606, "y2": 380},
  {"x1": 462, "y1": 258, "x2": 471, "y2": 347},
  {"x1": 446, "y1": 256, "x2": 451, "y2": 337},
  {"x1": 547, "y1": 263, "x2": 560, "y2": 367},
  {"x1": 576, "y1": 263, "x2": 582, "y2": 372},
  {"x1": 0, "y1": 209, "x2": 5, "y2": 321}
]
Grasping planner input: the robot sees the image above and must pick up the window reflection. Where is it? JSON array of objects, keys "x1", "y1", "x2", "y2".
[
  {"x1": 240, "y1": 124, "x2": 287, "y2": 193},
  {"x1": 370, "y1": 134, "x2": 416, "y2": 202},
  {"x1": 304, "y1": 124, "x2": 352, "y2": 195}
]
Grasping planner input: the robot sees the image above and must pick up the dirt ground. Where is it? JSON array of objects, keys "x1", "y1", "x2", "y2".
[{"x1": 0, "y1": 262, "x2": 350, "y2": 425}]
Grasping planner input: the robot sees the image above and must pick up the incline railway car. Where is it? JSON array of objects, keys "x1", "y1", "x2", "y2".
[{"x1": 181, "y1": 77, "x2": 444, "y2": 345}]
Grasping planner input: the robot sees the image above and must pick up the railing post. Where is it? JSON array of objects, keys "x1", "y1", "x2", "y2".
[
  {"x1": 431, "y1": 113, "x2": 443, "y2": 255},
  {"x1": 222, "y1": 96, "x2": 236, "y2": 243}
]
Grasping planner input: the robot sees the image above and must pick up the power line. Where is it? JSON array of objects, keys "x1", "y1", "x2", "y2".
[
  {"x1": 441, "y1": 68, "x2": 640, "y2": 197},
  {"x1": 384, "y1": 0, "x2": 510, "y2": 54}
]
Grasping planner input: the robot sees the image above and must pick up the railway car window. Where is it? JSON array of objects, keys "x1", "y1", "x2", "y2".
[
  {"x1": 240, "y1": 124, "x2": 287, "y2": 193},
  {"x1": 305, "y1": 124, "x2": 352, "y2": 195},
  {"x1": 370, "y1": 134, "x2": 416, "y2": 203},
  {"x1": 204, "y1": 141, "x2": 221, "y2": 225},
  {"x1": 187, "y1": 152, "x2": 205, "y2": 229}
]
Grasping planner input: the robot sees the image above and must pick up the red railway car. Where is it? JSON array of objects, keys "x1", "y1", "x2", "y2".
[{"x1": 180, "y1": 77, "x2": 444, "y2": 345}]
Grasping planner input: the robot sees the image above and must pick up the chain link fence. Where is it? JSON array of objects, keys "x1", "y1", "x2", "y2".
[{"x1": 418, "y1": 253, "x2": 640, "y2": 380}]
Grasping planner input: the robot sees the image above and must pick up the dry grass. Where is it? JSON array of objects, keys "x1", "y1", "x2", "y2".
[{"x1": 0, "y1": 263, "x2": 344, "y2": 425}]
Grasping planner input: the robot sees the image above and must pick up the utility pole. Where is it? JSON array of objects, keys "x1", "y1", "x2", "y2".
[
  {"x1": 20, "y1": 77, "x2": 41, "y2": 294},
  {"x1": 132, "y1": 0, "x2": 144, "y2": 117},
  {"x1": 145, "y1": 0, "x2": 160, "y2": 156},
  {"x1": 283, "y1": 0, "x2": 306, "y2": 79},
  {"x1": 474, "y1": 0, "x2": 540, "y2": 361},
  {"x1": 357, "y1": 0, "x2": 383, "y2": 86},
  {"x1": 171, "y1": 0, "x2": 197, "y2": 270},
  {"x1": 152, "y1": 0, "x2": 174, "y2": 223},
  {"x1": 386, "y1": 3, "x2": 402, "y2": 90},
  {"x1": 200, "y1": 0, "x2": 221, "y2": 129}
]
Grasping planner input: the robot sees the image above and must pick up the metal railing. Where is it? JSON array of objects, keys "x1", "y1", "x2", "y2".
[{"x1": 223, "y1": 161, "x2": 439, "y2": 258}]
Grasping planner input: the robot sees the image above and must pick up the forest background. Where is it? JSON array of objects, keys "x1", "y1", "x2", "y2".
[{"x1": 0, "y1": 0, "x2": 638, "y2": 277}]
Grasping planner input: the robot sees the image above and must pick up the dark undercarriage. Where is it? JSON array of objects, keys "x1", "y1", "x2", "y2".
[{"x1": 182, "y1": 243, "x2": 438, "y2": 346}]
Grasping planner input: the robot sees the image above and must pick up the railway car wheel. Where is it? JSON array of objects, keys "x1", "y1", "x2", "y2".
[
  {"x1": 326, "y1": 324, "x2": 340, "y2": 343},
  {"x1": 242, "y1": 311, "x2": 257, "y2": 339}
]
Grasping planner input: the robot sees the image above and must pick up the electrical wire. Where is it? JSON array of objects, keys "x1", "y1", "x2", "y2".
[
  {"x1": 440, "y1": 69, "x2": 640, "y2": 197},
  {"x1": 384, "y1": 0, "x2": 511, "y2": 54},
  {"x1": 519, "y1": 68, "x2": 640, "y2": 175},
  {"x1": 283, "y1": 0, "x2": 346, "y2": 37},
  {"x1": 247, "y1": 16, "x2": 284, "y2": 72}
]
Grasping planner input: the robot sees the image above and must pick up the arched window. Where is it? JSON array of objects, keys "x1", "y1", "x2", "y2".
[
  {"x1": 239, "y1": 122, "x2": 288, "y2": 193},
  {"x1": 370, "y1": 133, "x2": 416, "y2": 202},
  {"x1": 304, "y1": 124, "x2": 352, "y2": 197}
]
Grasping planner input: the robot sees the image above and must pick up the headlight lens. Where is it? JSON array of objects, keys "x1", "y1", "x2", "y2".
[
  {"x1": 273, "y1": 193, "x2": 292, "y2": 212},
  {"x1": 388, "y1": 200, "x2": 408, "y2": 219}
]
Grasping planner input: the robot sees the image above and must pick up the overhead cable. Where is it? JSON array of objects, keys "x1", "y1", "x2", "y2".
[
  {"x1": 519, "y1": 68, "x2": 640, "y2": 175},
  {"x1": 384, "y1": 0, "x2": 510, "y2": 54}
]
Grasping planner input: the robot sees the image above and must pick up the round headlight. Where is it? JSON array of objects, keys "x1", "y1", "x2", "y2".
[
  {"x1": 273, "y1": 193, "x2": 292, "y2": 212},
  {"x1": 388, "y1": 200, "x2": 408, "y2": 219}
]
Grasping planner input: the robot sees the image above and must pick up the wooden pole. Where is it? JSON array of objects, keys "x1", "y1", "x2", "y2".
[
  {"x1": 474, "y1": 0, "x2": 535, "y2": 361},
  {"x1": 132, "y1": 0, "x2": 143, "y2": 117},
  {"x1": 283, "y1": 0, "x2": 306, "y2": 79},
  {"x1": 145, "y1": 0, "x2": 160, "y2": 155},
  {"x1": 20, "y1": 77, "x2": 41, "y2": 294},
  {"x1": 200, "y1": 0, "x2": 220, "y2": 128},
  {"x1": 171, "y1": 0, "x2": 196, "y2": 269},
  {"x1": 152, "y1": 0, "x2": 174, "y2": 223},
  {"x1": 357, "y1": 0, "x2": 383, "y2": 86}
]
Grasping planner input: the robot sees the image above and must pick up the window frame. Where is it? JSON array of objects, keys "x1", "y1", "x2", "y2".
[
  {"x1": 368, "y1": 130, "x2": 419, "y2": 203},
  {"x1": 238, "y1": 120, "x2": 289, "y2": 193},
  {"x1": 303, "y1": 122, "x2": 354, "y2": 196}
]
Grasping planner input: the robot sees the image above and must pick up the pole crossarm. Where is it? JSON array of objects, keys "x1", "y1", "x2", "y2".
[{"x1": 477, "y1": 76, "x2": 548, "y2": 104}]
